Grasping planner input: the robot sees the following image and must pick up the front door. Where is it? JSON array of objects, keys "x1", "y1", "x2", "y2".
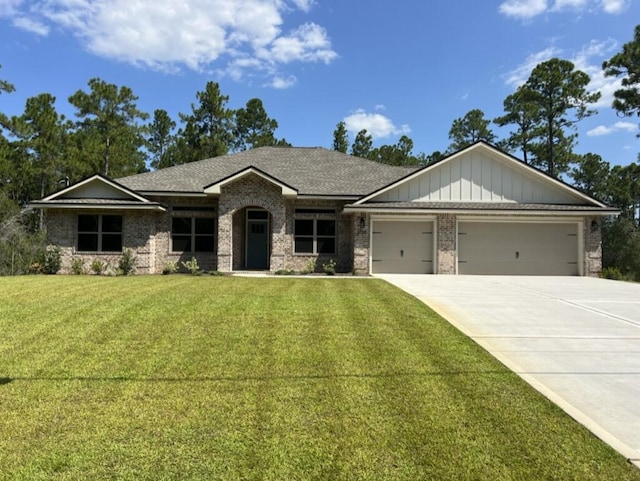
[{"x1": 246, "y1": 209, "x2": 269, "y2": 270}]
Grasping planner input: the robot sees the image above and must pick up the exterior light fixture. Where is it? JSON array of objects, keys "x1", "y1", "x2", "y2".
[
  {"x1": 359, "y1": 216, "x2": 366, "y2": 229},
  {"x1": 590, "y1": 220, "x2": 599, "y2": 232}
]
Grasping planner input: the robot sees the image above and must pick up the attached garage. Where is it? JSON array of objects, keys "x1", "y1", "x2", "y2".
[
  {"x1": 371, "y1": 220, "x2": 434, "y2": 274},
  {"x1": 457, "y1": 221, "x2": 580, "y2": 276}
]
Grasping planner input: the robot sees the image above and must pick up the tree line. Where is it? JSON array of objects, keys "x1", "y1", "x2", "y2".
[{"x1": 0, "y1": 25, "x2": 639, "y2": 277}]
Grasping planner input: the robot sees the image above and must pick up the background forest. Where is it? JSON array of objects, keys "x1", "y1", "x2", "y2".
[{"x1": 1, "y1": 26, "x2": 639, "y2": 278}]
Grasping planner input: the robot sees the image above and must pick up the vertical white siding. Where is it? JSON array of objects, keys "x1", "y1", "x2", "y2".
[{"x1": 370, "y1": 149, "x2": 581, "y2": 204}]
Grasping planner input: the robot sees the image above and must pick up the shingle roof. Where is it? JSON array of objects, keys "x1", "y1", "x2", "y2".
[{"x1": 117, "y1": 147, "x2": 418, "y2": 196}]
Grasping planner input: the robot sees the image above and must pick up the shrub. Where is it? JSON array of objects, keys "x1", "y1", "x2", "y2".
[
  {"x1": 162, "y1": 261, "x2": 178, "y2": 275},
  {"x1": 181, "y1": 257, "x2": 200, "y2": 275},
  {"x1": 275, "y1": 269, "x2": 295, "y2": 275},
  {"x1": 322, "y1": 259, "x2": 336, "y2": 276},
  {"x1": 300, "y1": 258, "x2": 316, "y2": 274},
  {"x1": 209, "y1": 270, "x2": 225, "y2": 276},
  {"x1": 118, "y1": 249, "x2": 136, "y2": 276},
  {"x1": 601, "y1": 267, "x2": 624, "y2": 281},
  {"x1": 91, "y1": 260, "x2": 106, "y2": 275},
  {"x1": 71, "y1": 258, "x2": 85, "y2": 275},
  {"x1": 41, "y1": 245, "x2": 62, "y2": 275}
]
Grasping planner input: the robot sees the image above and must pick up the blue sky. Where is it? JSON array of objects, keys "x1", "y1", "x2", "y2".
[{"x1": 0, "y1": 0, "x2": 638, "y2": 169}]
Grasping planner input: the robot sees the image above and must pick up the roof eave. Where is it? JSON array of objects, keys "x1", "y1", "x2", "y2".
[
  {"x1": 29, "y1": 201, "x2": 167, "y2": 212},
  {"x1": 343, "y1": 205, "x2": 620, "y2": 216}
]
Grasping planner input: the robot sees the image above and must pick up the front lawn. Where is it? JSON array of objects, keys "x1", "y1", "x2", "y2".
[{"x1": 0, "y1": 276, "x2": 637, "y2": 480}]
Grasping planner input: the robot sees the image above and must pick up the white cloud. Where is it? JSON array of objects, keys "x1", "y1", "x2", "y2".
[
  {"x1": 601, "y1": 0, "x2": 630, "y2": 13},
  {"x1": 270, "y1": 75, "x2": 297, "y2": 89},
  {"x1": 498, "y1": 0, "x2": 629, "y2": 18},
  {"x1": 498, "y1": 0, "x2": 548, "y2": 19},
  {"x1": 343, "y1": 109, "x2": 411, "y2": 140},
  {"x1": 587, "y1": 121, "x2": 637, "y2": 136},
  {"x1": 289, "y1": 0, "x2": 315, "y2": 12},
  {"x1": 264, "y1": 23, "x2": 337, "y2": 64},
  {"x1": 0, "y1": 0, "x2": 337, "y2": 86},
  {"x1": 12, "y1": 16, "x2": 49, "y2": 35}
]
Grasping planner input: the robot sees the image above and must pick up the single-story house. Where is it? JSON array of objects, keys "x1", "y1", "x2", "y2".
[{"x1": 31, "y1": 141, "x2": 618, "y2": 276}]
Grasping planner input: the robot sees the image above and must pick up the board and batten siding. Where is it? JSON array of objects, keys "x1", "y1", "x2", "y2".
[{"x1": 373, "y1": 149, "x2": 580, "y2": 204}]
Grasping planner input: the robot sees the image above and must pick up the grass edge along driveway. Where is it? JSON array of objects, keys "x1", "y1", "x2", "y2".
[{"x1": 0, "y1": 275, "x2": 638, "y2": 481}]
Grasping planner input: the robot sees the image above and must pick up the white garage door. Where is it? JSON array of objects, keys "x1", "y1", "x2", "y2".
[
  {"x1": 371, "y1": 220, "x2": 434, "y2": 274},
  {"x1": 458, "y1": 222, "x2": 579, "y2": 276}
]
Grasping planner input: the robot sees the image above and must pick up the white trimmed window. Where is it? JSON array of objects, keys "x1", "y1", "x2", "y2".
[{"x1": 77, "y1": 214, "x2": 123, "y2": 252}]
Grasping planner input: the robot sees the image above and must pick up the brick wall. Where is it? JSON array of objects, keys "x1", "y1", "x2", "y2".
[{"x1": 44, "y1": 208, "x2": 158, "y2": 274}]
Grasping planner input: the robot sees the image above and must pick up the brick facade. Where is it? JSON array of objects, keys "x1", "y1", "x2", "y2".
[{"x1": 43, "y1": 195, "x2": 603, "y2": 277}]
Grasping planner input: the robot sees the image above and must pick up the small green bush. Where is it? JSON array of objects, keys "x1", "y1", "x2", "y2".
[
  {"x1": 41, "y1": 245, "x2": 62, "y2": 275},
  {"x1": 275, "y1": 269, "x2": 296, "y2": 275},
  {"x1": 300, "y1": 258, "x2": 316, "y2": 274},
  {"x1": 162, "y1": 261, "x2": 178, "y2": 275},
  {"x1": 181, "y1": 257, "x2": 200, "y2": 275},
  {"x1": 601, "y1": 267, "x2": 624, "y2": 280},
  {"x1": 322, "y1": 259, "x2": 336, "y2": 276},
  {"x1": 91, "y1": 260, "x2": 106, "y2": 275},
  {"x1": 70, "y1": 258, "x2": 85, "y2": 275},
  {"x1": 209, "y1": 270, "x2": 225, "y2": 276},
  {"x1": 118, "y1": 249, "x2": 136, "y2": 276}
]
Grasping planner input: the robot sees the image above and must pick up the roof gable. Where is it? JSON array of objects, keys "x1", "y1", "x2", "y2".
[
  {"x1": 203, "y1": 166, "x2": 298, "y2": 197},
  {"x1": 31, "y1": 174, "x2": 166, "y2": 211},
  {"x1": 356, "y1": 142, "x2": 606, "y2": 207},
  {"x1": 42, "y1": 174, "x2": 150, "y2": 202}
]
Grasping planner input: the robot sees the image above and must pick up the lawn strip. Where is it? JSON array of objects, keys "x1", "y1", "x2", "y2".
[{"x1": 0, "y1": 276, "x2": 638, "y2": 480}]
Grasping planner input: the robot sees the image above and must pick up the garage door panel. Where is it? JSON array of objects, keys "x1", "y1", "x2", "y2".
[
  {"x1": 372, "y1": 221, "x2": 434, "y2": 274},
  {"x1": 458, "y1": 222, "x2": 579, "y2": 276}
]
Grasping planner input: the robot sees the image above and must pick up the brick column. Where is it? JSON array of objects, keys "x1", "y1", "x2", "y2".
[
  {"x1": 353, "y1": 212, "x2": 369, "y2": 275},
  {"x1": 217, "y1": 210, "x2": 233, "y2": 272},
  {"x1": 583, "y1": 216, "x2": 602, "y2": 277},
  {"x1": 437, "y1": 214, "x2": 456, "y2": 275}
]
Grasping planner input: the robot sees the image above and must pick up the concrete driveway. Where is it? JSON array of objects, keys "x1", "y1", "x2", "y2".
[{"x1": 378, "y1": 275, "x2": 640, "y2": 466}]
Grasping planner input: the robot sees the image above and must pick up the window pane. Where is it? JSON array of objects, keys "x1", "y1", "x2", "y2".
[
  {"x1": 247, "y1": 210, "x2": 269, "y2": 220},
  {"x1": 294, "y1": 237, "x2": 314, "y2": 253},
  {"x1": 78, "y1": 215, "x2": 98, "y2": 233},
  {"x1": 316, "y1": 220, "x2": 335, "y2": 236},
  {"x1": 195, "y1": 217, "x2": 215, "y2": 234},
  {"x1": 172, "y1": 236, "x2": 191, "y2": 252},
  {"x1": 317, "y1": 237, "x2": 336, "y2": 254},
  {"x1": 172, "y1": 217, "x2": 192, "y2": 235},
  {"x1": 77, "y1": 233, "x2": 98, "y2": 251},
  {"x1": 195, "y1": 236, "x2": 215, "y2": 252},
  {"x1": 102, "y1": 215, "x2": 122, "y2": 233},
  {"x1": 295, "y1": 219, "x2": 314, "y2": 236},
  {"x1": 102, "y1": 234, "x2": 122, "y2": 252}
]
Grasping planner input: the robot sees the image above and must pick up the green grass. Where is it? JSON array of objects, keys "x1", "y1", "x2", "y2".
[{"x1": 0, "y1": 276, "x2": 638, "y2": 480}]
